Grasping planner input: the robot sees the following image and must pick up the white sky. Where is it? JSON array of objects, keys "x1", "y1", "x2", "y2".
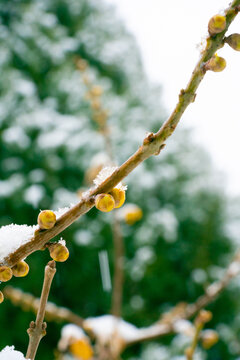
[{"x1": 105, "y1": 0, "x2": 240, "y2": 195}]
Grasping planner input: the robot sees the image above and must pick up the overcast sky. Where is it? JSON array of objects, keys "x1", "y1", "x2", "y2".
[{"x1": 105, "y1": 0, "x2": 240, "y2": 195}]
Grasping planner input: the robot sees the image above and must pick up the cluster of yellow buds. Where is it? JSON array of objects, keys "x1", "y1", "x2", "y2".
[
  {"x1": 93, "y1": 168, "x2": 143, "y2": 223},
  {"x1": 93, "y1": 167, "x2": 127, "y2": 213},
  {"x1": 0, "y1": 260, "x2": 30, "y2": 304},
  {"x1": 206, "y1": 13, "x2": 240, "y2": 74},
  {"x1": 0, "y1": 261, "x2": 30, "y2": 282},
  {"x1": 95, "y1": 187, "x2": 126, "y2": 212}
]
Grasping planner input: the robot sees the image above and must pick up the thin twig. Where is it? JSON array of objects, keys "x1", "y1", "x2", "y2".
[
  {"x1": 3, "y1": 286, "x2": 84, "y2": 328},
  {"x1": 26, "y1": 260, "x2": 56, "y2": 360},
  {"x1": 2, "y1": 0, "x2": 240, "y2": 271},
  {"x1": 111, "y1": 214, "x2": 124, "y2": 317},
  {"x1": 185, "y1": 323, "x2": 203, "y2": 360},
  {"x1": 126, "y1": 251, "x2": 240, "y2": 345},
  {"x1": 80, "y1": 69, "x2": 125, "y2": 318},
  {"x1": 8, "y1": 251, "x2": 240, "y2": 351}
]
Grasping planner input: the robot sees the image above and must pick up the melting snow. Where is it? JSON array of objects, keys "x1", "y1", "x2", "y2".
[
  {"x1": 0, "y1": 224, "x2": 37, "y2": 263},
  {"x1": 93, "y1": 167, "x2": 127, "y2": 191},
  {"x1": 61, "y1": 324, "x2": 85, "y2": 340},
  {"x1": 54, "y1": 206, "x2": 72, "y2": 219},
  {"x1": 84, "y1": 315, "x2": 139, "y2": 343},
  {"x1": 58, "y1": 324, "x2": 86, "y2": 351},
  {"x1": 0, "y1": 346, "x2": 28, "y2": 360}
]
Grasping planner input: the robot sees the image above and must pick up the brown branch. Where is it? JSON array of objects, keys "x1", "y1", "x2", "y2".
[
  {"x1": 26, "y1": 260, "x2": 56, "y2": 360},
  {"x1": 126, "y1": 251, "x2": 240, "y2": 345},
  {"x1": 79, "y1": 67, "x2": 125, "y2": 317},
  {"x1": 7, "y1": 251, "x2": 240, "y2": 351},
  {"x1": 111, "y1": 214, "x2": 124, "y2": 317},
  {"x1": 2, "y1": 0, "x2": 240, "y2": 269},
  {"x1": 3, "y1": 286, "x2": 84, "y2": 328}
]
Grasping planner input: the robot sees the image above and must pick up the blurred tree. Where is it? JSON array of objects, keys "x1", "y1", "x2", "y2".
[{"x1": 0, "y1": 0, "x2": 238, "y2": 359}]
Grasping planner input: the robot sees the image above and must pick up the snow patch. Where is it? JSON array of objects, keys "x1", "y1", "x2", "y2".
[
  {"x1": 0, "y1": 346, "x2": 28, "y2": 360},
  {"x1": 84, "y1": 315, "x2": 139, "y2": 343},
  {"x1": 58, "y1": 324, "x2": 86, "y2": 351},
  {"x1": 93, "y1": 167, "x2": 127, "y2": 191},
  {"x1": 0, "y1": 224, "x2": 37, "y2": 263}
]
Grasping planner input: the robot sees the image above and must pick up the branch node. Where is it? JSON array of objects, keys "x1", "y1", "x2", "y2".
[
  {"x1": 143, "y1": 132, "x2": 155, "y2": 145},
  {"x1": 47, "y1": 260, "x2": 56, "y2": 269},
  {"x1": 26, "y1": 261, "x2": 56, "y2": 360},
  {"x1": 30, "y1": 321, "x2": 36, "y2": 329}
]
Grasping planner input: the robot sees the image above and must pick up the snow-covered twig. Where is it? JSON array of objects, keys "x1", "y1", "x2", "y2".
[{"x1": 1, "y1": 0, "x2": 240, "y2": 281}]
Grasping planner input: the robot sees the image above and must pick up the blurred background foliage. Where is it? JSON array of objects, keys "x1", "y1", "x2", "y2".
[{"x1": 0, "y1": 0, "x2": 240, "y2": 359}]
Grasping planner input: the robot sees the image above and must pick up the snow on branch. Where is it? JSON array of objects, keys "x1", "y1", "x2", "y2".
[
  {"x1": 0, "y1": 225, "x2": 37, "y2": 264},
  {"x1": 1, "y1": 0, "x2": 240, "y2": 273},
  {"x1": 0, "y1": 346, "x2": 28, "y2": 360}
]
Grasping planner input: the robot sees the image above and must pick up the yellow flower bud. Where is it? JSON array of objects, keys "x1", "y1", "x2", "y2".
[
  {"x1": 0, "y1": 291, "x2": 4, "y2": 304},
  {"x1": 12, "y1": 260, "x2": 29, "y2": 277},
  {"x1": 75, "y1": 58, "x2": 88, "y2": 72},
  {"x1": 196, "y1": 310, "x2": 212, "y2": 324},
  {"x1": 208, "y1": 14, "x2": 226, "y2": 36},
  {"x1": 69, "y1": 339, "x2": 93, "y2": 360},
  {"x1": 110, "y1": 188, "x2": 126, "y2": 209},
  {"x1": 226, "y1": 33, "x2": 240, "y2": 51},
  {"x1": 95, "y1": 194, "x2": 115, "y2": 212},
  {"x1": 38, "y1": 210, "x2": 56, "y2": 230},
  {"x1": 124, "y1": 205, "x2": 143, "y2": 225},
  {"x1": 90, "y1": 85, "x2": 103, "y2": 97},
  {"x1": 0, "y1": 266, "x2": 13, "y2": 282},
  {"x1": 205, "y1": 54, "x2": 226, "y2": 72},
  {"x1": 49, "y1": 243, "x2": 69, "y2": 262},
  {"x1": 201, "y1": 330, "x2": 219, "y2": 349},
  {"x1": 185, "y1": 347, "x2": 193, "y2": 359}
]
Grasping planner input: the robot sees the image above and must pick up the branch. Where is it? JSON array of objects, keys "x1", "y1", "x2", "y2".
[
  {"x1": 7, "y1": 251, "x2": 240, "y2": 350},
  {"x1": 2, "y1": 0, "x2": 240, "y2": 269},
  {"x1": 79, "y1": 66, "x2": 125, "y2": 317},
  {"x1": 126, "y1": 251, "x2": 240, "y2": 345},
  {"x1": 111, "y1": 214, "x2": 124, "y2": 317},
  {"x1": 26, "y1": 260, "x2": 56, "y2": 360},
  {"x1": 3, "y1": 286, "x2": 84, "y2": 328}
]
